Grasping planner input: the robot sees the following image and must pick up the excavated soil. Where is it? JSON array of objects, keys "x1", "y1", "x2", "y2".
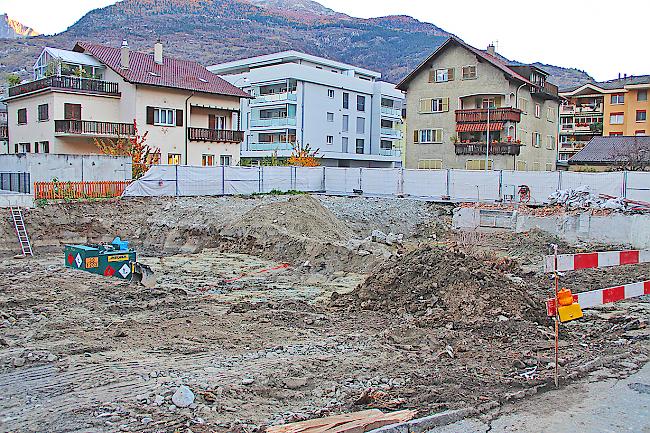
[{"x1": 0, "y1": 195, "x2": 648, "y2": 432}]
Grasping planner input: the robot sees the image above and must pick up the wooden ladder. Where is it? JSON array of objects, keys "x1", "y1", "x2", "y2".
[{"x1": 10, "y1": 207, "x2": 33, "y2": 257}]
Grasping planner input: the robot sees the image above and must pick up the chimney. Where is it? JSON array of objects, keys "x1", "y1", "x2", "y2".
[
  {"x1": 624, "y1": 73, "x2": 627, "y2": 80},
  {"x1": 154, "y1": 40, "x2": 163, "y2": 65},
  {"x1": 487, "y1": 43, "x2": 496, "y2": 56},
  {"x1": 120, "y1": 40, "x2": 129, "y2": 70}
]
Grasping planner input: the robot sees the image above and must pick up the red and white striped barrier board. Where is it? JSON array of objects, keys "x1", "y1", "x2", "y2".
[
  {"x1": 546, "y1": 280, "x2": 650, "y2": 316},
  {"x1": 544, "y1": 249, "x2": 650, "y2": 273}
]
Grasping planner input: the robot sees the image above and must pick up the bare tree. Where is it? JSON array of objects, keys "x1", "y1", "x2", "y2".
[{"x1": 609, "y1": 137, "x2": 650, "y2": 171}]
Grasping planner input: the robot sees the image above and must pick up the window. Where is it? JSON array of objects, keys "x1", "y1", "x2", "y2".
[
  {"x1": 638, "y1": 90, "x2": 648, "y2": 102},
  {"x1": 532, "y1": 132, "x2": 541, "y2": 147},
  {"x1": 64, "y1": 103, "x2": 81, "y2": 120},
  {"x1": 611, "y1": 94, "x2": 625, "y2": 104},
  {"x1": 342, "y1": 115, "x2": 349, "y2": 132},
  {"x1": 168, "y1": 154, "x2": 181, "y2": 164},
  {"x1": 15, "y1": 143, "x2": 30, "y2": 153},
  {"x1": 342, "y1": 137, "x2": 349, "y2": 152},
  {"x1": 431, "y1": 68, "x2": 454, "y2": 83},
  {"x1": 533, "y1": 162, "x2": 541, "y2": 171},
  {"x1": 481, "y1": 98, "x2": 496, "y2": 109},
  {"x1": 356, "y1": 138, "x2": 365, "y2": 154},
  {"x1": 417, "y1": 159, "x2": 442, "y2": 169},
  {"x1": 546, "y1": 135, "x2": 555, "y2": 150},
  {"x1": 357, "y1": 95, "x2": 365, "y2": 112},
  {"x1": 635, "y1": 130, "x2": 646, "y2": 136},
  {"x1": 209, "y1": 114, "x2": 226, "y2": 130},
  {"x1": 343, "y1": 92, "x2": 349, "y2": 109},
  {"x1": 327, "y1": 89, "x2": 335, "y2": 98},
  {"x1": 418, "y1": 97, "x2": 449, "y2": 113},
  {"x1": 534, "y1": 103, "x2": 541, "y2": 118},
  {"x1": 154, "y1": 108, "x2": 175, "y2": 126},
  {"x1": 201, "y1": 154, "x2": 215, "y2": 166},
  {"x1": 518, "y1": 98, "x2": 528, "y2": 114},
  {"x1": 636, "y1": 110, "x2": 647, "y2": 122},
  {"x1": 356, "y1": 117, "x2": 365, "y2": 134},
  {"x1": 220, "y1": 155, "x2": 232, "y2": 166},
  {"x1": 462, "y1": 65, "x2": 477, "y2": 80},
  {"x1": 609, "y1": 132, "x2": 623, "y2": 136},
  {"x1": 516, "y1": 161, "x2": 527, "y2": 171},
  {"x1": 326, "y1": 135, "x2": 334, "y2": 144},
  {"x1": 465, "y1": 159, "x2": 492, "y2": 170},
  {"x1": 546, "y1": 107, "x2": 555, "y2": 122},
  {"x1": 413, "y1": 129, "x2": 443, "y2": 144},
  {"x1": 610, "y1": 112, "x2": 624, "y2": 125},
  {"x1": 34, "y1": 142, "x2": 39, "y2": 153},
  {"x1": 327, "y1": 112, "x2": 334, "y2": 122},
  {"x1": 545, "y1": 163, "x2": 554, "y2": 171},
  {"x1": 41, "y1": 141, "x2": 50, "y2": 153},
  {"x1": 17, "y1": 108, "x2": 27, "y2": 124},
  {"x1": 38, "y1": 104, "x2": 49, "y2": 121}
]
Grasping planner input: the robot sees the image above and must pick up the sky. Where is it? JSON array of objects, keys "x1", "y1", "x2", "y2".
[{"x1": 1, "y1": 0, "x2": 649, "y2": 81}]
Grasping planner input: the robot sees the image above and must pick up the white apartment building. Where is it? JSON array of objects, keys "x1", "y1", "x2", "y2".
[{"x1": 208, "y1": 51, "x2": 404, "y2": 167}]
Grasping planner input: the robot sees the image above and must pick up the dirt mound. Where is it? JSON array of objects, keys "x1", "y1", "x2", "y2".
[{"x1": 337, "y1": 244, "x2": 544, "y2": 324}]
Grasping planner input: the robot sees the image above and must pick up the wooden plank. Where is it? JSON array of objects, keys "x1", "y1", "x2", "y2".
[
  {"x1": 267, "y1": 409, "x2": 415, "y2": 433},
  {"x1": 266, "y1": 410, "x2": 383, "y2": 433}
]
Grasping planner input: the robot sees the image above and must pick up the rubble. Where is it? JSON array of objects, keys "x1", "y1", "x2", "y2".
[{"x1": 171, "y1": 386, "x2": 195, "y2": 408}]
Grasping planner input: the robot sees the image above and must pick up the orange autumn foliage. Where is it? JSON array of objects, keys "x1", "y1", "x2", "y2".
[{"x1": 288, "y1": 142, "x2": 320, "y2": 167}]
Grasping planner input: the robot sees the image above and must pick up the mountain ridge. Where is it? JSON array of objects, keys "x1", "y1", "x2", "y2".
[
  {"x1": 0, "y1": 13, "x2": 39, "y2": 39},
  {"x1": 0, "y1": 0, "x2": 592, "y2": 87}
]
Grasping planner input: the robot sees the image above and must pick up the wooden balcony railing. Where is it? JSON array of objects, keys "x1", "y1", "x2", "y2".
[
  {"x1": 8, "y1": 76, "x2": 119, "y2": 98},
  {"x1": 455, "y1": 108, "x2": 522, "y2": 123},
  {"x1": 0, "y1": 125, "x2": 7, "y2": 140},
  {"x1": 531, "y1": 81, "x2": 559, "y2": 99},
  {"x1": 455, "y1": 142, "x2": 522, "y2": 156},
  {"x1": 188, "y1": 127, "x2": 244, "y2": 143},
  {"x1": 54, "y1": 120, "x2": 134, "y2": 136}
]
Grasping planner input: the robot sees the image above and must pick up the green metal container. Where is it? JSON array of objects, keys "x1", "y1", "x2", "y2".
[{"x1": 64, "y1": 242, "x2": 136, "y2": 280}]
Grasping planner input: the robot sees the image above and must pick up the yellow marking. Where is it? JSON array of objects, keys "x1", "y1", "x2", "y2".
[
  {"x1": 108, "y1": 254, "x2": 130, "y2": 262},
  {"x1": 85, "y1": 257, "x2": 98, "y2": 268},
  {"x1": 558, "y1": 303, "x2": 583, "y2": 323}
]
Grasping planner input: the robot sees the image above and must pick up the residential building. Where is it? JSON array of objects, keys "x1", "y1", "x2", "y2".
[
  {"x1": 3, "y1": 41, "x2": 250, "y2": 166},
  {"x1": 568, "y1": 135, "x2": 650, "y2": 171},
  {"x1": 397, "y1": 37, "x2": 561, "y2": 171},
  {"x1": 208, "y1": 51, "x2": 404, "y2": 167},
  {"x1": 557, "y1": 84, "x2": 605, "y2": 163},
  {"x1": 0, "y1": 103, "x2": 7, "y2": 154}
]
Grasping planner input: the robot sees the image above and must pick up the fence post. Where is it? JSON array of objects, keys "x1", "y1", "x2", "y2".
[
  {"x1": 221, "y1": 165, "x2": 226, "y2": 195},
  {"x1": 446, "y1": 169, "x2": 451, "y2": 198},
  {"x1": 175, "y1": 165, "x2": 179, "y2": 197},
  {"x1": 359, "y1": 168, "x2": 363, "y2": 192},
  {"x1": 259, "y1": 165, "x2": 263, "y2": 193},
  {"x1": 558, "y1": 170, "x2": 563, "y2": 191},
  {"x1": 321, "y1": 166, "x2": 326, "y2": 192},
  {"x1": 498, "y1": 170, "x2": 503, "y2": 201},
  {"x1": 398, "y1": 168, "x2": 404, "y2": 196},
  {"x1": 623, "y1": 171, "x2": 628, "y2": 198}
]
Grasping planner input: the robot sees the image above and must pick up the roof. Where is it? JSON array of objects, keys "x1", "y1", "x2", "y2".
[
  {"x1": 396, "y1": 37, "x2": 533, "y2": 91},
  {"x1": 569, "y1": 136, "x2": 650, "y2": 164},
  {"x1": 208, "y1": 50, "x2": 381, "y2": 79},
  {"x1": 38, "y1": 47, "x2": 104, "y2": 68},
  {"x1": 73, "y1": 42, "x2": 251, "y2": 98},
  {"x1": 561, "y1": 75, "x2": 650, "y2": 94}
]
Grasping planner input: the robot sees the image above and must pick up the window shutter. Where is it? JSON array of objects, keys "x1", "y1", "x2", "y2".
[
  {"x1": 413, "y1": 130, "x2": 419, "y2": 143},
  {"x1": 176, "y1": 109, "x2": 183, "y2": 127},
  {"x1": 146, "y1": 106, "x2": 154, "y2": 125},
  {"x1": 435, "y1": 129, "x2": 442, "y2": 143},
  {"x1": 447, "y1": 68, "x2": 455, "y2": 81},
  {"x1": 208, "y1": 114, "x2": 216, "y2": 129},
  {"x1": 419, "y1": 99, "x2": 427, "y2": 113},
  {"x1": 442, "y1": 98, "x2": 449, "y2": 112},
  {"x1": 428, "y1": 70, "x2": 435, "y2": 83}
]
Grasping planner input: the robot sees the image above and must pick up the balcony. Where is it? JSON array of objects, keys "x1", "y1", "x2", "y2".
[
  {"x1": 248, "y1": 142, "x2": 295, "y2": 151},
  {"x1": 0, "y1": 125, "x2": 7, "y2": 140},
  {"x1": 188, "y1": 127, "x2": 243, "y2": 143},
  {"x1": 380, "y1": 128, "x2": 402, "y2": 138},
  {"x1": 561, "y1": 123, "x2": 574, "y2": 131},
  {"x1": 455, "y1": 142, "x2": 522, "y2": 156},
  {"x1": 379, "y1": 148, "x2": 401, "y2": 157},
  {"x1": 576, "y1": 105, "x2": 603, "y2": 114},
  {"x1": 455, "y1": 108, "x2": 522, "y2": 123},
  {"x1": 531, "y1": 81, "x2": 559, "y2": 99},
  {"x1": 54, "y1": 120, "x2": 134, "y2": 137},
  {"x1": 250, "y1": 117, "x2": 297, "y2": 128},
  {"x1": 560, "y1": 105, "x2": 575, "y2": 115},
  {"x1": 8, "y1": 76, "x2": 120, "y2": 98},
  {"x1": 252, "y1": 92, "x2": 297, "y2": 105},
  {"x1": 381, "y1": 106, "x2": 402, "y2": 117}
]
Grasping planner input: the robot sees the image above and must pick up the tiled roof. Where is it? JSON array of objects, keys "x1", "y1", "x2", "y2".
[
  {"x1": 74, "y1": 42, "x2": 251, "y2": 98},
  {"x1": 561, "y1": 75, "x2": 650, "y2": 93},
  {"x1": 397, "y1": 37, "x2": 533, "y2": 90},
  {"x1": 569, "y1": 136, "x2": 650, "y2": 163}
]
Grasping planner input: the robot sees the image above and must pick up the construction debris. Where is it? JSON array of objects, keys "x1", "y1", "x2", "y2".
[
  {"x1": 548, "y1": 186, "x2": 650, "y2": 213},
  {"x1": 266, "y1": 409, "x2": 416, "y2": 433}
]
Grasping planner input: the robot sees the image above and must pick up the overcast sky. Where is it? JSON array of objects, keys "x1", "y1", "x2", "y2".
[{"x1": 2, "y1": 0, "x2": 648, "y2": 81}]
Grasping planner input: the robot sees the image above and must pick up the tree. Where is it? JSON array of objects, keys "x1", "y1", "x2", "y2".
[
  {"x1": 94, "y1": 120, "x2": 160, "y2": 179},
  {"x1": 6, "y1": 74, "x2": 21, "y2": 86},
  {"x1": 287, "y1": 142, "x2": 321, "y2": 167},
  {"x1": 609, "y1": 137, "x2": 650, "y2": 171}
]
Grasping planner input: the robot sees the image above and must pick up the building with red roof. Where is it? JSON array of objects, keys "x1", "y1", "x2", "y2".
[{"x1": 3, "y1": 41, "x2": 251, "y2": 166}]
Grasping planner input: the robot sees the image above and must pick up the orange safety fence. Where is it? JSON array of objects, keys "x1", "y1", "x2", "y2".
[{"x1": 34, "y1": 181, "x2": 132, "y2": 200}]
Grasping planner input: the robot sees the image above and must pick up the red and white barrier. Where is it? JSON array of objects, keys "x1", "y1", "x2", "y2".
[
  {"x1": 546, "y1": 280, "x2": 650, "y2": 316},
  {"x1": 544, "y1": 249, "x2": 650, "y2": 273}
]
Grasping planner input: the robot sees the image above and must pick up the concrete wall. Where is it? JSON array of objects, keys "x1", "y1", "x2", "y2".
[
  {"x1": 0, "y1": 191, "x2": 34, "y2": 208},
  {"x1": 0, "y1": 153, "x2": 132, "y2": 182},
  {"x1": 403, "y1": 42, "x2": 559, "y2": 170}
]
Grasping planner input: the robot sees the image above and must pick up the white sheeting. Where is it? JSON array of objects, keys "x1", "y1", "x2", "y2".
[
  {"x1": 449, "y1": 170, "x2": 501, "y2": 201},
  {"x1": 501, "y1": 171, "x2": 560, "y2": 204},
  {"x1": 402, "y1": 169, "x2": 447, "y2": 198},
  {"x1": 625, "y1": 172, "x2": 650, "y2": 202}
]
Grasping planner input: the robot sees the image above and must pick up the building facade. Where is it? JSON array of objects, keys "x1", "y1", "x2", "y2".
[
  {"x1": 3, "y1": 42, "x2": 250, "y2": 166},
  {"x1": 557, "y1": 84, "x2": 605, "y2": 163},
  {"x1": 209, "y1": 51, "x2": 404, "y2": 167},
  {"x1": 397, "y1": 37, "x2": 561, "y2": 171}
]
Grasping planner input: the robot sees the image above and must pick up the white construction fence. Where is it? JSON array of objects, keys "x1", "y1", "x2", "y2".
[{"x1": 123, "y1": 165, "x2": 650, "y2": 204}]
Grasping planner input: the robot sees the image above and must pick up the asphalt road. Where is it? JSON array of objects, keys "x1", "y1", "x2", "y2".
[{"x1": 430, "y1": 362, "x2": 650, "y2": 433}]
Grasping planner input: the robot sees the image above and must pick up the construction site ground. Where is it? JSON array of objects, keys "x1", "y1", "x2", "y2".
[{"x1": 0, "y1": 195, "x2": 648, "y2": 433}]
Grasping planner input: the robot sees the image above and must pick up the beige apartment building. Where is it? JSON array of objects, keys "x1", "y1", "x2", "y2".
[
  {"x1": 397, "y1": 37, "x2": 561, "y2": 171},
  {"x1": 3, "y1": 42, "x2": 250, "y2": 166}
]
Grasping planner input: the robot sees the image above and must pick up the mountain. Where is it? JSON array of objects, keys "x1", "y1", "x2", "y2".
[
  {"x1": 0, "y1": 0, "x2": 592, "y2": 88},
  {"x1": 0, "y1": 13, "x2": 39, "y2": 39},
  {"x1": 531, "y1": 63, "x2": 593, "y2": 90}
]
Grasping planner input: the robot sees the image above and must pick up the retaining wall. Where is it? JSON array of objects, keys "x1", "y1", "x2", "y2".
[{"x1": 0, "y1": 154, "x2": 132, "y2": 183}]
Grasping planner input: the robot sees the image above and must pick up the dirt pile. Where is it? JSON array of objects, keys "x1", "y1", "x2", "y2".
[{"x1": 337, "y1": 245, "x2": 544, "y2": 324}]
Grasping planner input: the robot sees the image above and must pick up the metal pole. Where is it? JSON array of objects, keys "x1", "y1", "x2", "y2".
[
  {"x1": 485, "y1": 105, "x2": 490, "y2": 170},
  {"x1": 552, "y1": 243, "x2": 560, "y2": 388}
]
